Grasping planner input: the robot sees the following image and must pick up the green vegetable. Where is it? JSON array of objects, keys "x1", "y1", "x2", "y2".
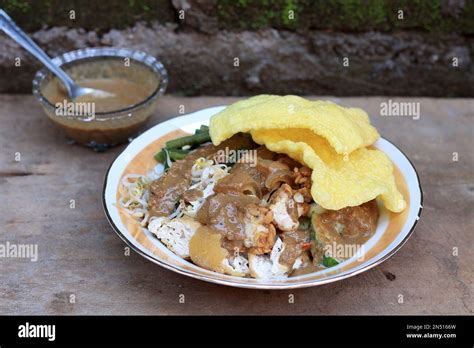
[
  {"x1": 165, "y1": 131, "x2": 211, "y2": 149},
  {"x1": 168, "y1": 149, "x2": 190, "y2": 161},
  {"x1": 322, "y1": 255, "x2": 339, "y2": 268},
  {"x1": 195, "y1": 125, "x2": 209, "y2": 134},
  {"x1": 155, "y1": 149, "x2": 189, "y2": 163},
  {"x1": 162, "y1": 148, "x2": 171, "y2": 171},
  {"x1": 309, "y1": 213, "x2": 322, "y2": 257},
  {"x1": 299, "y1": 216, "x2": 311, "y2": 231},
  {"x1": 309, "y1": 217, "x2": 316, "y2": 241},
  {"x1": 154, "y1": 125, "x2": 210, "y2": 165},
  {"x1": 309, "y1": 211, "x2": 341, "y2": 268},
  {"x1": 154, "y1": 149, "x2": 166, "y2": 163}
]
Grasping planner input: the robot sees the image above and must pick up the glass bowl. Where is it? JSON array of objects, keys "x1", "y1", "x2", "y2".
[{"x1": 32, "y1": 47, "x2": 168, "y2": 151}]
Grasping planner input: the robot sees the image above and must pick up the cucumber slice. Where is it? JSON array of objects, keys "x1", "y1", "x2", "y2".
[
  {"x1": 309, "y1": 213, "x2": 324, "y2": 263},
  {"x1": 310, "y1": 213, "x2": 341, "y2": 268}
]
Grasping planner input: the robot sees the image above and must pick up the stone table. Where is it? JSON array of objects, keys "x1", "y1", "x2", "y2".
[{"x1": 0, "y1": 95, "x2": 472, "y2": 315}]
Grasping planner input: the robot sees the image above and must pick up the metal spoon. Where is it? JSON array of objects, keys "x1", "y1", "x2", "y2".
[{"x1": 0, "y1": 9, "x2": 113, "y2": 100}]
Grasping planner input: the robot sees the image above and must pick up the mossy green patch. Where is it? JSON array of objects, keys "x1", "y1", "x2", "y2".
[
  {"x1": 217, "y1": 0, "x2": 473, "y2": 34},
  {"x1": 0, "y1": 0, "x2": 176, "y2": 32},
  {"x1": 1, "y1": 0, "x2": 472, "y2": 34}
]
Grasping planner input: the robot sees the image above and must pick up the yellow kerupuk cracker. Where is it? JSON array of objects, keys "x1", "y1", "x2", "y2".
[
  {"x1": 251, "y1": 128, "x2": 406, "y2": 212},
  {"x1": 210, "y1": 95, "x2": 380, "y2": 154}
]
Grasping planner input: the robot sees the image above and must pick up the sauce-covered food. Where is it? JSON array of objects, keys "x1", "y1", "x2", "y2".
[
  {"x1": 118, "y1": 95, "x2": 406, "y2": 279},
  {"x1": 34, "y1": 49, "x2": 167, "y2": 148},
  {"x1": 119, "y1": 125, "x2": 383, "y2": 279}
]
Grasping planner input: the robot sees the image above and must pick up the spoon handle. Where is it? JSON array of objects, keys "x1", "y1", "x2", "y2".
[{"x1": 0, "y1": 10, "x2": 75, "y2": 94}]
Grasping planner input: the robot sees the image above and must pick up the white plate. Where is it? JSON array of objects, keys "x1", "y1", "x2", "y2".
[{"x1": 103, "y1": 106, "x2": 423, "y2": 289}]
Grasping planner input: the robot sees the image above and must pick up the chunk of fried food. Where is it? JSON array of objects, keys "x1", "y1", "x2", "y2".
[
  {"x1": 248, "y1": 238, "x2": 289, "y2": 279},
  {"x1": 248, "y1": 237, "x2": 307, "y2": 279},
  {"x1": 244, "y1": 204, "x2": 276, "y2": 254},
  {"x1": 269, "y1": 183, "x2": 310, "y2": 231},
  {"x1": 252, "y1": 129, "x2": 406, "y2": 212},
  {"x1": 148, "y1": 216, "x2": 202, "y2": 259},
  {"x1": 189, "y1": 226, "x2": 249, "y2": 277},
  {"x1": 210, "y1": 95, "x2": 379, "y2": 154}
]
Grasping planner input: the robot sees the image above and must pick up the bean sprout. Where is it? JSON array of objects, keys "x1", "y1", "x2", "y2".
[
  {"x1": 119, "y1": 157, "x2": 230, "y2": 226},
  {"x1": 119, "y1": 173, "x2": 154, "y2": 226},
  {"x1": 184, "y1": 158, "x2": 230, "y2": 217}
]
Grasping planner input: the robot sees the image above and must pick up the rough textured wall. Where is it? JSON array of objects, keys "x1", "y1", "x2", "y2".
[
  {"x1": 0, "y1": 0, "x2": 472, "y2": 96},
  {"x1": 2, "y1": 0, "x2": 473, "y2": 33}
]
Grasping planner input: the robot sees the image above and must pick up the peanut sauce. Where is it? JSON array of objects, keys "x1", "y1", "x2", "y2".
[
  {"x1": 148, "y1": 134, "x2": 257, "y2": 217},
  {"x1": 196, "y1": 193, "x2": 260, "y2": 241},
  {"x1": 39, "y1": 58, "x2": 162, "y2": 145},
  {"x1": 43, "y1": 78, "x2": 151, "y2": 113},
  {"x1": 146, "y1": 134, "x2": 380, "y2": 277}
]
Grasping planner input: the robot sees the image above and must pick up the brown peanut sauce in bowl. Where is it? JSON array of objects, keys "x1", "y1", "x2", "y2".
[
  {"x1": 33, "y1": 48, "x2": 168, "y2": 150},
  {"x1": 44, "y1": 78, "x2": 151, "y2": 113}
]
